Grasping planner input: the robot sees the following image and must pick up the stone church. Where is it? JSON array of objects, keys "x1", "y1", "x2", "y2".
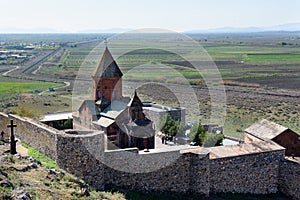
[{"x1": 73, "y1": 47, "x2": 155, "y2": 150}]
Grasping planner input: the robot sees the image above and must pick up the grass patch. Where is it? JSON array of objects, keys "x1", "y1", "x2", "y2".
[
  {"x1": 21, "y1": 143, "x2": 56, "y2": 169},
  {"x1": 0, "y1": 81, "x2": 63, "y2": 98}
]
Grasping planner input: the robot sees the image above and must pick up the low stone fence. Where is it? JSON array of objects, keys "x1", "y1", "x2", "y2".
[{"x1": 279, "y1": 159, "x2": 300, "y2": 200}]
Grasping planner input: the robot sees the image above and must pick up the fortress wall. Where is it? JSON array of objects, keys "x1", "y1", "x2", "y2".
[
  {"x1": 209, "y1": 150, "x2": 285, "y2": 194},
  {"x1": 188, "y1": 152, "x2": 210, "y2": 195},
  {"x1": 9, "y1": 114, "x2": 58, "y2": 160},
  {"x1": 0, "y1": 112, "x2": 10, "y2": 139},
  {"x1": 279, "y1": 159, "x2": 300, "y2": 200},
  {"x1": 103, "y1": 150, "x2": 210, "y2": 197},
  {"x1": 56, "y1": 132, "x2": 105, "y2": 190},
  {"x1": 2, "y1": 112, "x2": 300, "y2": 198}
]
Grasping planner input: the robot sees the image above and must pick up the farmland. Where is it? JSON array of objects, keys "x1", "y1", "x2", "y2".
[
  {"x1": 0, "y1": 32, "x2": 299, "y2": 138},
  {"x1": 0, "y1": 77, "x2": 63, "y2": 98}
]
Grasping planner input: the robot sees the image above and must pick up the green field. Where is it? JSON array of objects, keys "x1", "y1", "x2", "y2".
[{"x1": 0, "y1": 80, "x2": 63, "y2": 98}]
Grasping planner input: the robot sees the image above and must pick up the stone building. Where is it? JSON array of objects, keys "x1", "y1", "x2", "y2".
[
  {"x1": 73, "y1": 47, "x2": 155, "y2": 150},
  {"x1": 244, "y1": 119, "x2": 300, "y2": 156}
]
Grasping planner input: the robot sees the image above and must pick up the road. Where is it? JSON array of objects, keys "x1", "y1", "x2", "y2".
[{"x1": 38, "y1": 81, "x2": 71, "y2": 96}]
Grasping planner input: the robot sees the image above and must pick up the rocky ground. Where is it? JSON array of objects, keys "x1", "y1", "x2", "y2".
[{"x1": 0, "y1": 141, "x2": 125, "y2": 200}]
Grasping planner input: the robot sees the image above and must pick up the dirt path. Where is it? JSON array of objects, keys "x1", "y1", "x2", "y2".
[{"x1": 2, "y1": 66, "x2": 20, "y2": 76}]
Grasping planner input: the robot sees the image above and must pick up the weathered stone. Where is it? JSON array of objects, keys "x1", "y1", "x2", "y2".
[
  {"x1": 11, "y1": 189, "x2": 31, "y2": 200},
  {"x1": 0, "y1": 179, "x2": 14, "y2": 188}
]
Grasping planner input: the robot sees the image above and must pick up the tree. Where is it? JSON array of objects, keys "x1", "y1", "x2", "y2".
[
  {"x1": 202, "y1": 133, "x2": 224, "y2": 147},
  {"x1": 158, "y1": 114, "x2": 179, "y2": 138},
  {"x1": 188, "y1": 122, "x2": 207, "y2": 146},
  {"x1": 188, "y1": 122, "x2": 224, "y2": 147}
]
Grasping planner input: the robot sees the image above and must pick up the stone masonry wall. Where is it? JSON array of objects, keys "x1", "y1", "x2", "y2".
[
  {"x1": 210, "y1": 150, "x2": 285, "y2": 194},
  {"x1": 2, "y1": 112, "x2": 300, "y2": 198},
  {"x1": 104, "y1": 150, "x2": 210, "y2": 196},
  {"x1": 9, "y1": 114, "x2": 58, "y2": 160},
  {"x1": 279, "y1": 159, "x2": 300, "y2": 200},
  {"x1": 56, "y1": 132, "x2": 105, "y2": 190},
  {"x1": 0, "y1": 112, "x2": 58, "y2": 160},
  {"x1": 0, "y1": 112, "x2": 10, "y2": 139}
]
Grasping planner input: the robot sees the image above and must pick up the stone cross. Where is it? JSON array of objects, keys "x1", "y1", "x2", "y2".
[{"x1": 7, "y1": 119, "x2": 17, "y2": 154}]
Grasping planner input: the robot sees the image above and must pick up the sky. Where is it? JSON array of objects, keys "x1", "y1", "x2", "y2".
[{"x1": 1, "y1": 0, "x2": 300, "y2": 33}]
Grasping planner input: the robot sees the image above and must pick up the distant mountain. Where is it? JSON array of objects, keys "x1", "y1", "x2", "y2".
[
  {"x1": 0, "y1": 27, "x2": 131, "y2": 34},
  {"x1": 1, "y1": 23, "x2": 300, "y2": 34},
  {"x1": 264, "y1": 23, "x2": 300, "y2": 31},
  {"x1": 0, "y1": 27, "x2": 65, "y2": 33},
  {"x1": 78, "y1": 28, "x2": 132, "y2": 33},
  {"x1": 186, "y1": 27, "x2": 263, "y2": 33},
  {"x1": 185, "y1": 23, "x2": 300, "y2": 33}
]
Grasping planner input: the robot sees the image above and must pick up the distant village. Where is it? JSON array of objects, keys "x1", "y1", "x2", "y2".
[{"x1": 0, "y1": 41, "x2": 56, "y2": 64}]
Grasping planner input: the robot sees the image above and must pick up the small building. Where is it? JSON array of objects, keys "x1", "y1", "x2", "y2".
[
  {"x1": 40, "y1": 112, "x2": 73, "y2": 130},
  {"x1": 142, "y1": 102, "x2": 185, "y2": 130},
  {"x1": 244, "y1": 119, "x2": 300, "y2": 156}
]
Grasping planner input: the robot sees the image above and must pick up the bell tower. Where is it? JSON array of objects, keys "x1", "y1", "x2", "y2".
[{"x1": 91, "y1": 47, "x2": 123, "y2": 103}]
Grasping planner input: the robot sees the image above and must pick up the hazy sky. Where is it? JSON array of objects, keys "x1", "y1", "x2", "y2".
[{"x1": 1, "y1": 0, "x2": 300, "y2": 32}]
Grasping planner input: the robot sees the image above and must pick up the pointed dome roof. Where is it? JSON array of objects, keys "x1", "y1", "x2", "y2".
[
  {"x1": 92, "y1": 47, "x2": 123, "y2": 78},
  {"x1": 127, "y1": 90, "x2": 143, "y2": 107}
]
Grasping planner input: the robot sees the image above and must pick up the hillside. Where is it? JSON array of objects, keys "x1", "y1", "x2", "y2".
[
  {"x1": 0, "y1": 142, "x2": 125, "y2": 200},
  {"x1": 0, "y1": 141, "x2": 290, "y2": 200}
]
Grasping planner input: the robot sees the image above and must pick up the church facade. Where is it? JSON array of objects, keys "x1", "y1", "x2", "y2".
[{"x1": 73, "y1": 47, "x2": 155, "y2": 150}]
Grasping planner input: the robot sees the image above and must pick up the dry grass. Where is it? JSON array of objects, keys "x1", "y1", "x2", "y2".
[{"x1": 222, "y1": 80, "x2": 260, "y2": 88}]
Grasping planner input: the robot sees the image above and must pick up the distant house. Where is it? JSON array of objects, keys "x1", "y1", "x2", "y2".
[{"x1": 244, "y1": 119, "x2": 300, "y2": 156}]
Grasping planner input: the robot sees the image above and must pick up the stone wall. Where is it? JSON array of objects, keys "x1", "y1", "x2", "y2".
[
  {"x1": 9, "y1": 114, "x2": 58, "y2": 160},
  {"x1": 0, "y1": 112, "x2": 58, "y2": 160},
  {"x1": 104, "y1": 149, "x2": 210, "y2": 196},
  {"x1": 56, "y1": 132, "x2": 105, "y2": 190},
  {"x1": 0, "y1": 112, "x2": 10, "y2": 140},
  {"x1": 210, "y1": 150, "x2": 285, "y2": 194},
  {"x1": 279, "y1": 159, "x2": 300, "y2": 200},
  {"x1": 1, "y1": 112, "x2": 300, "y2": 198}
]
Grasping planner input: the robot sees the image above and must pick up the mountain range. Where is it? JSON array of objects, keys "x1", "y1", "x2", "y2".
[
  {"x1": 1, "y1": 23, "x2": 300, "y2": 34},
  {"x1": 186, "y1": 23, "x2": 300, "y2": 33}
]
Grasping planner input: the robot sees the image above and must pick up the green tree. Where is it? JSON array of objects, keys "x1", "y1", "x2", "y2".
[
  {"x1": 188, "y1": 122, "x2": 207, "y2": 146},
  {"x1": 203, "y1": 133, "x2": 224, "y2": 147},
  {"x1": 158, "y1": 114, "x2": 179, "y2": 138},
  {"x1": 188, "y1": 122, "x2": 224, "y2": 147}
]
